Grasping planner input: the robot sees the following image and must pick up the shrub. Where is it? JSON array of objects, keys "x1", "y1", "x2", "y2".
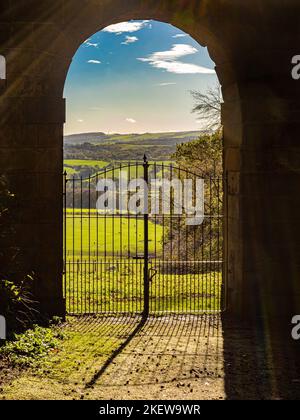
[
  {"x1": 0, "y1": 275, "x2": 38, "y2": 336},
  {"x1": 0, "y1": 324, "x2": 64, "y2": 367},
  {"x1": 0, "y1": 176, "x2": 39, "y2": 336}
]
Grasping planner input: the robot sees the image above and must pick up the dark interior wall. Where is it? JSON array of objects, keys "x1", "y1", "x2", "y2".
[{"x1": 0, "y1": 0, "x2": 300, "y2": 325}]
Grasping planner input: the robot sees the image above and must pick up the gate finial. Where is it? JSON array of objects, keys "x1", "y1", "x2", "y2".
[{"x1": 143, "y1": 154, "x2": 148, "y2": 163}]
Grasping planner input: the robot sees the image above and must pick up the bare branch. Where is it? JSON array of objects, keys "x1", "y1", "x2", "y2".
[{"x1": 190, "y1": 84, "x2": 222, "y2": 132}]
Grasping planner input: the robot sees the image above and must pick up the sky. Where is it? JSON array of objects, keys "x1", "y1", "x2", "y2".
[{"x1": 63, "y1": 20, "x2": 218, "y2": 135}]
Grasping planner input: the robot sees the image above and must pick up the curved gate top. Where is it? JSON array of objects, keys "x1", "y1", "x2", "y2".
[{"x1": 63, "y1": 157, "x2": 226, "y2": 316}]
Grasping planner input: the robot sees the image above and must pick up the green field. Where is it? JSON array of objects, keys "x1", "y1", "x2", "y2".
[
  {"x1": 64, "y1": 160, "x2": 109, "y2": 178},
  {"x1": 65, "y1": 216, "x2": 163, "y2": 258},
  {"x1": 64, "y1": 159, "x2": 109, "y2": 168},
  {"x1": 64, "y1": 159, "x2": 174, "y2": 179}
]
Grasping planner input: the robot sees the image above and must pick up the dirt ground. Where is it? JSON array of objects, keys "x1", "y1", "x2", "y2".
[{"x1": 1, "y1": 315, "x2": 299, "y2": 400}]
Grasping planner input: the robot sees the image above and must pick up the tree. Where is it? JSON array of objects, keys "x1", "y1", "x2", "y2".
[
  {"x1": 163, "y1": 132, "x2": 223, "y2": 267},
  {"x1": 190, "y1": 84, "x2": 222, "y2": 132},
  {"x1": 173, "y1": 131, "x2": 223, "y2": 177},
  {"x1": 162, "y1": 112, "x2": 224, "y2": 270}
]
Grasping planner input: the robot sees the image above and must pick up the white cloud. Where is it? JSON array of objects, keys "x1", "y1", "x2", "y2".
[
  {"x1": 126, "y1": 118, "x2": 137, "y2": 124},
  {"x1": 139, "y1": 44, "x2": 198, "y2": 62},
  {"x1": 156, "y1": 82, "x2": 177, "y2": 86},
  {"x1": 121, "y1": 36, "x2": 139, "y2": 45},
  {"x1": 103, "y1": 21, "x2": 150, "y2": 35},
  {"x1": 87, "y1": 60, "x2": 101, "y2": 64},
  {"x1": 85, "y1": 42, "x2": 99, "y2": 48},
  {"x1": 173, "y1": 34, "x2": 188, "y2": 38},
  {"x1": 137, "y1": 44, "x2": 215, "y2": 75},
  {"x1": 151, "y1": 61, "x2": 215, "y2": 74}
]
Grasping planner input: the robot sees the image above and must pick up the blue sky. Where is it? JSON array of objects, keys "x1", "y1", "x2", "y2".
[{"x1": 64, "y1": 20, "x2": 218, "y2": 135}]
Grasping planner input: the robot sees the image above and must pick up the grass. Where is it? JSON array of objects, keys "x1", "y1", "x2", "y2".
[
  {"x1": 0, "y1": 318, "x2": 139, "y2": 400},
  {"x1": 65, "y1": 216, "x2": 163, "y2": 258},
  {"x1": 65, "y1": 265, "x2": 222, "y2": 315},
  {"x1": 0, "y1": 318, "x2": 143, "y2": 400},
  {"x1": 64, "y1": 160, "x2": 109, "y2": 168}
]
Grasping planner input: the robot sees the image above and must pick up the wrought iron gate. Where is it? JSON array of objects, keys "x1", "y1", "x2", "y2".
[{"x1": 63, "y1": 158, "x2": 226, "y2": 315}]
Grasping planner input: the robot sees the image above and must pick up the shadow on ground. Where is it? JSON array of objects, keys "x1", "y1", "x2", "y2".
[
  {"x1": 82, "y1": 315, "x2": 223, "y2": 389},
  {"x1": 222, "y1": 314, "x2": 300, "y2": 400},
  {"x1": 1, "y1": 315, "x2": 225, "y2": 400},
  {"x1": 2, "y1": 314, "x2": 300, "y2": 399}
]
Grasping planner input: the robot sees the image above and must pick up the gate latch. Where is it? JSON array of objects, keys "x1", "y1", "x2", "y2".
[{"x1": 149, "y1": 268, "x2": 158, "y2": 282}]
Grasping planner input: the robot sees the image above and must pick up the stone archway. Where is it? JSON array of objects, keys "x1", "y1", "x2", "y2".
[
  {"x1": 58, "y1": 4, "x2": 240, "y2": 319},
  {"x1": 1, "y1": 1, "x2": 299, "y2": 325}
]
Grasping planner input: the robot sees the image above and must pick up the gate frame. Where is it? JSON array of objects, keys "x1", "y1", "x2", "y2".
[{"x1": 63, "y1": 157, "x2": 227, "y2": 316}]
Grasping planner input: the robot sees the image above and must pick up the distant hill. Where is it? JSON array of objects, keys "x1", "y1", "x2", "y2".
[
  {"x1": 64, "y1": 131, "x2": 203, "y2": 146},
  {"x1": 64, "y1": 132, "x2": 107, "y2": 145},
  {"x1": 64, "y1": 130, "x2": 204, "y2": 162}
]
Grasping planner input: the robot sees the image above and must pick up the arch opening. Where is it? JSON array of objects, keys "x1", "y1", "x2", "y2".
[{"x1": 63, "y1": 19, "x2": 226, "y2": 316}]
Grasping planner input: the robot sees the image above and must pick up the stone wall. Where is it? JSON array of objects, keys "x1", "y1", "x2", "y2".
[{"x1": 0, "y1": 0, "x2": 300, "y2": 324}]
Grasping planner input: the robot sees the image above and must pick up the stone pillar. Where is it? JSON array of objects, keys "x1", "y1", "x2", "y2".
[
  {"x1": 0, "y1": 95, "x2": 66, "y2": 317},
  {"x1": 0, "y1": 16, "x2": 71, "y2": 317},
  {"x1": 222, "y1": 49, "x2": 300, "y2": 327},
  {"x1": 221, "y1": 83, "x2": 243, "y2": 320}
]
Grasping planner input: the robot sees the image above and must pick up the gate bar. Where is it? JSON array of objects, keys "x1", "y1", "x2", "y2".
[{"x1": 143, "y1": 155, "x2": 150, "y2": 320}]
